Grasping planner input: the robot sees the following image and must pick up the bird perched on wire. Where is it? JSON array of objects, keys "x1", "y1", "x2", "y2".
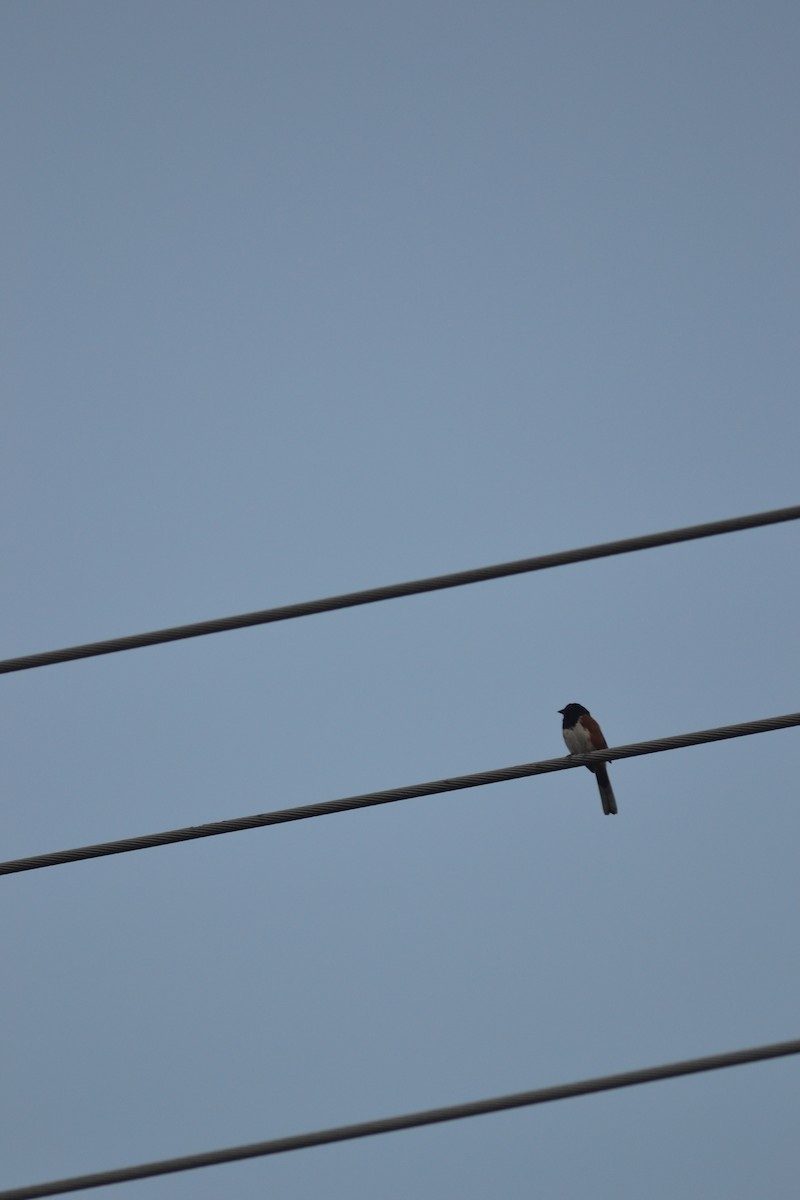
[{"x1": 558, "y1": 703, "x2": 618, "y2": 815}]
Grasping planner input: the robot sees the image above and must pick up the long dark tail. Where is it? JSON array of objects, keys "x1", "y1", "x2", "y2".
[{"x1": 594, "y1": 764, "x2": 618, "y2": 816}]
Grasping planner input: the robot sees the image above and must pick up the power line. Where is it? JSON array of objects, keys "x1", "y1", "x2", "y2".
[
  {"x1": 2, "y1": 712, "x2": 796, "y2": 877},
  {"x1": 2, "y1": 504, "x2": 798, "y2": 675},
  {"x1": 2, "y1": 1036, "x2": 797, "y2": 1200}
]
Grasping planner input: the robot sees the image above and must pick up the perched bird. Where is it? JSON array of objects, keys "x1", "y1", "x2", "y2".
[{"x1": 558, "y1": 703, "x2": 618, "y2": 815}]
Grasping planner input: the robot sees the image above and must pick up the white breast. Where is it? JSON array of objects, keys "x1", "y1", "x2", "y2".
[{"x1": 563, "y1": 722, "x2": 593, "y2": 755}]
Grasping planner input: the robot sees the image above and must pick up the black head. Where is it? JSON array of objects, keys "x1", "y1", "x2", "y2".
[{"x1": 558, "y1": 703, "x2": 589, "y2": 726}]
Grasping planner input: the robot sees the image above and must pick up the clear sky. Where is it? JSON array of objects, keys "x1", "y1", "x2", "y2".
[{"x1": 3, "y1": 2, "x2": 799, "y2": 1197}]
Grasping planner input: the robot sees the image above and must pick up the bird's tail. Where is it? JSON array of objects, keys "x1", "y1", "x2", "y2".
[{"x1": 595, "y1": 765, "x2": 618, "y2": 816}]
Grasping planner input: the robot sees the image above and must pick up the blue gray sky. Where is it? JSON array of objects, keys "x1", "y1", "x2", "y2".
[{"x1": 3, "y1": 3, "x2": 799, "y2": 1197}]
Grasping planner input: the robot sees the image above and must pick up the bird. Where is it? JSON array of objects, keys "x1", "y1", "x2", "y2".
[{"x1": 558, "y1": 703, "x2": 618, "y2": 815}]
